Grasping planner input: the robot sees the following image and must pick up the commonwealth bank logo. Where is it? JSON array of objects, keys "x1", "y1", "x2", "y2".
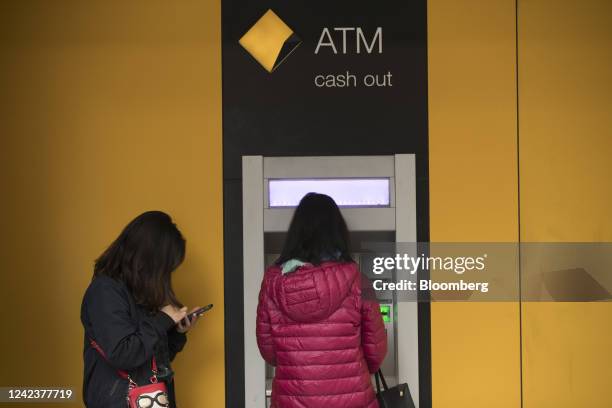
[{"x1": 239, "y1": 9, "x2": 301, "y2": 73}]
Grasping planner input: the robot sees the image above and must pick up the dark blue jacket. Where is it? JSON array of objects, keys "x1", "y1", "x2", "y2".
[{"x1": 81, "y1": 275, "x2": 187, "y2": 407}]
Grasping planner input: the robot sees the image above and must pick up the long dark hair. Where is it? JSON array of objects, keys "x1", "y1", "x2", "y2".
[
  {"x1": 94, "y1": 211, "x2": 185, "y2": 310},
  {"x1": 276, "y1": 193, "x2": 353, "y2": 265}
]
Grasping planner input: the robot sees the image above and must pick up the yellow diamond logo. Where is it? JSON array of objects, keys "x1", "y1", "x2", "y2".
[{"x1": 239, "y1": 9, "x2": 301, "y2": 73}]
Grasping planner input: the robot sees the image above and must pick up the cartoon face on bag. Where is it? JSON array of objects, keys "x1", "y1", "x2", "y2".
[{"x1": 136, "y1": 390, "x2": 169, "y2": 408}]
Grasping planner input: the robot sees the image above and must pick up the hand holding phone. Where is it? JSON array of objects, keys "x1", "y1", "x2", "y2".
[
  {"x1": 177, "y1": 304, "x2": 213, "y2": 334},
  {"x1": 186, "y1": 304, "x2": 213, "y2": 321}
]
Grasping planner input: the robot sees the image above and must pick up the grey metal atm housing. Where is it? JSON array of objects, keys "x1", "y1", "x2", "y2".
[{"x1": 243, "y1": 155, "x2": 419, "y2": 407}]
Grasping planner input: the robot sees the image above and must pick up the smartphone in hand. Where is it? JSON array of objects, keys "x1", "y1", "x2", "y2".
[{"x1": 184, "y1": 304, "x2": 213, "y2": 323}]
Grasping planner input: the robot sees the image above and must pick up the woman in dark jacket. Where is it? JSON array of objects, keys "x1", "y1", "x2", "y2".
[{"x1": 81, "y1": 211, "x2": 200, "y2": 408}]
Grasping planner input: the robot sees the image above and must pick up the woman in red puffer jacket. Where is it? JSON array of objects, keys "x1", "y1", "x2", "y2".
[{"x1": 257, "y1": 193, "x2": 387, "y2": 408}]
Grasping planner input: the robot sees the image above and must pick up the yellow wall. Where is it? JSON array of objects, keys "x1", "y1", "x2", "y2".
[
  {"x1": 0, "y1": 1, "x2": 224, "y2": 407},
  {"x1": 428, "y1": 0, "x2": 521, "y2": 406},
  {"x1": 429, "y1": 0, "x2": 612, "y2": 407},
  {"x1": 518, "y1": 0, "x2": 612, "y2": 406}
]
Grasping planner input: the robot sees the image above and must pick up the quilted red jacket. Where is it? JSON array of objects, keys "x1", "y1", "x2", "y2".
[{"x1": 256, "y1": 261, "x2": 387, "y2": 408}]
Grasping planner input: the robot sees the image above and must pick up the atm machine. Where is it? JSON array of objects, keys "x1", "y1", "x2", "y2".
[{"x1": 243, "y1": 155, "x2": 419, "y2": 407}]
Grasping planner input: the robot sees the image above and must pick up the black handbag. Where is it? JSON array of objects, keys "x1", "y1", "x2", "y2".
[{"x1": 375, "y1": 369, "x2": 415, "y2": 408}]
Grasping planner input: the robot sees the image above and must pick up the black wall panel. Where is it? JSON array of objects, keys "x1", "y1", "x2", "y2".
[{"x1": 222, "y1": 1, "x2": 430, "y2": 406}]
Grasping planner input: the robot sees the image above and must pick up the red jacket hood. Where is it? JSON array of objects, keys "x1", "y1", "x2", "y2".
[{"x1": 268, "y1": 261, "x2": 360, "y2": 323}]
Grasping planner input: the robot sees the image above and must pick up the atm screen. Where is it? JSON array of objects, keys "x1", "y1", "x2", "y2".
[{"x1": 268, "y1": 178, "x2": 390, "y2": 208}]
